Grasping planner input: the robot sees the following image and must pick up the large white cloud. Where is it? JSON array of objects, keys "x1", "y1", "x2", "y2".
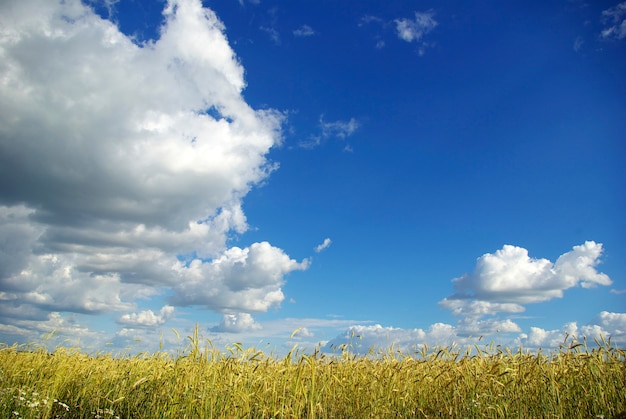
[
  {"x1": 0, "y1": 0, "x2": 307, "y2": 342},
  {"x1": 440, "y1": 242, "x2": 611, "y2": 319}
]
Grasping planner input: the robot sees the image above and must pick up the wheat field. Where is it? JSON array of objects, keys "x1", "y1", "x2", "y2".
[{"x1": 1, "y1": 332, "x2": 625, "y2": 418}]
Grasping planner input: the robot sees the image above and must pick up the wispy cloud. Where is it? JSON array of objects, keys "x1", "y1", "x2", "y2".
[
  {"x1": 573, "y1": 36, "x2": 584, "y2": 52},
  {"x1": 260, "y1": 25, "x2": 281, "y2": 44},
  {"x1": 320, "y1": 116, "x2": 360, "y2": 139},
  {"x1": 299, "y1": 116, "x2": 360, "y2": 149},
  {"x1": 601, "y1": 2, "x2": 626, "y2": 40},
  {"x1": 395, "y1": 11, "x2": 437, "y2": 42},
  {"x1": 394, "y1": 11, "x2": 438, "y2": 55},
  {"x1": 293, "y1": 24, "x2": 315, "y2": 37},
  {"x1": 358, "y1": 11, "x2": 437, "y2": 53}
]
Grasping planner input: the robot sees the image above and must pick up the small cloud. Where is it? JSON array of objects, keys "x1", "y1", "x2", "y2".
[
  {"x1": 573, "y1": 36, "x2": 584, "y2": 51},
  {"x1": 610, "y1": 288, "x2": 626, "y2": 295},
  {"x1": 315, "y1": 238, "x2": 332, "y2": 253},
  {"x1": 320, "y1": 116, "x2": 360, "y2": 139},
  {"x1": 298, "y1": 116, "x2": 360, "y2": 149},
  {"x1": 260, "y1": 26, "x2": 280, "y2": 44},
  {"x1": 211, "y1": 312, "x2": 262, "y2": 333},
  {"x1": 395, "y1": 11, "x2": 437, "y2": 43},
  {"x1": 290, "y1": 327, "x2": 314, "y2": 339},
  {"x1": 601, "y1": 2, "x2": 626, "y2": 40},
  {"x1": 117, "y1": 305, "x2": 174, "y2": 328},
  {"x1": 293, "y1": 25, "x2": 315, "y2": 37},
  {"x1": 359, "y1": 15, "x2": 384, "y2": 27}
]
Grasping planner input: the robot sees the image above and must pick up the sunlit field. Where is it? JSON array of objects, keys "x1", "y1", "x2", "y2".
[{"x1": 1, "y1": 331, "x2": 625, "y2": 418}]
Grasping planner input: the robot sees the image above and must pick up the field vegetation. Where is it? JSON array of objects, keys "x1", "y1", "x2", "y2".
[{"x1": 1, "y1": 330, "x2": 625, "y2": 418}]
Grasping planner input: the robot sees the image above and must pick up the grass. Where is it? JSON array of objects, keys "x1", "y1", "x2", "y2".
[{"x1": 1, "y1": 331, "x2": 625, "y2": 418}]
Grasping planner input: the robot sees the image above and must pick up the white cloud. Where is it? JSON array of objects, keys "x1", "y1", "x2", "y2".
[
  {"x1": 589, "y1": 311, "x2": 626, "y2": 339},
  {"x1": 515, "y1": 313, "x2": 626, "y2": 349},
  {"x1": 0, "y1": 0, "x2": 307, "y2": 343},
  {"x1": 439, "y1": 299, "x2": 525, "y2": 319},
  {"x1": 118, "y1": 305, "x2": 175, "y2": 328},
  {"x1": 517, "y1": 323, "x2": 579, "y2": 349},
  {"x1": 211, "y1": 312, "x2": 262, "y2": 333},
  {"x1": 601, "y1": 2, "x2": 626, "y2": 40},
  {"x1": 323, "y1": 323, "x2": 462, "y2": 354},
  {"x1": 170, "y1": 242, "x2": 309, "y2": 312},
  {"x1": 395, "y1": 11, "x2": 437, "y2": 43},
  {"x1": 299, "y1": 116, "x2": 360, "y2": 149},
  {"x1": 260, "y1": 25, "x2": 280, "y2": 44},
  {"x1": 325, "y1": 311, "x2": 626, "y2": 355},
  {"x1": 290, "y1": 327, "x2": 314, "y2": 339},
  {"x1": 320, "y1": 116, "x2": 360, "y2": 139},
  {"x1": 314, "y1": 238, "x2": 332, "y2": 253},
  {"x1": 293, "y1": 25, "x2": 315, "y2": 37},
  {"x1": 440, "y1": 242, "x2": 611, "y2": 319},
  {"x1": 573, "y1": 36, "x2": 584, "y2": 52},
  {"x1": 455, "y1": 318, "x2": 521, "y2": 337},
  {"x1": 359, "y1": 15, "x2": 384, "y2": 27}
]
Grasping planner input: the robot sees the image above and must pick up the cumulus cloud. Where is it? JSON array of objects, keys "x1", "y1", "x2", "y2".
[
  {"x1": 118, "y1": 306, "x2": 175, "y2": 328},
  {"x1": 211, "y1": 312, "x2": 262, "y2": 333},
  {"x1": 323, "y1": 323, "x2": 459, "y2": 354},
  {"x1": 440, "y1": 242, "x2": 611, "y2": 319},
  {"x1": 515, "y1": 313, "x2": 626, "y2": 349},
  {"x1": 170, "y1": 242, "x2": 309, "y2": 312},
  {"x1": 0, "y1": 0, "x2": 307, "y2": 343},
  {"x1": 590, "y1": 311, "x2": 626, "y2": 340},
  {"x1": 326, "y1": 311, "x2": 626, "y2": 354},
  {"x1": 601, "y1": 2, "x2": 626, "y2": 40},
  {"x1": 314, "y1": 238, "x2": 332, "y2": 253}
]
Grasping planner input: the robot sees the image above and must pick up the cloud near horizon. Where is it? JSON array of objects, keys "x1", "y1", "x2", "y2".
[
  {"x1": 324, "y1": 242, "x2": 622, "y2": 354},
  {"x1": 0, "y1": 0, "x2": 308, "y2": 343}
]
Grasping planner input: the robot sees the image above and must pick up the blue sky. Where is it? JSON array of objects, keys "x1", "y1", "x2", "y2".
[{"x1": 0, "y1": 0, "x2": 624, "y2": 355}]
